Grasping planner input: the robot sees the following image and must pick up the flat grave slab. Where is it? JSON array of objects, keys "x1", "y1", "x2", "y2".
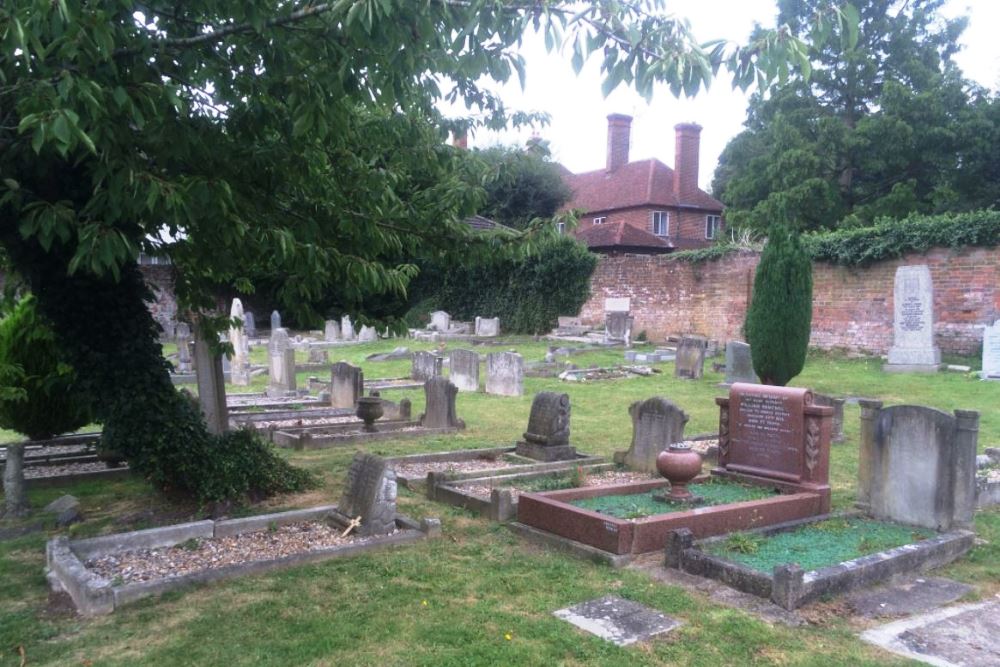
[
  {"x1": 553, "y1": 595, "x2": 681, "y2": 646},
  {"x1": 847, "y1": 577, "x2": 973, "y2": 618},
  {"x1": 861, "y1": 600, "x2": 1000, "y2": 666}
]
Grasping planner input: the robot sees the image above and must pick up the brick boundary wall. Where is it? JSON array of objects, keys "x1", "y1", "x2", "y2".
[{"x1": 579, "y1": 246, "x2": 1000, "y2": 356}]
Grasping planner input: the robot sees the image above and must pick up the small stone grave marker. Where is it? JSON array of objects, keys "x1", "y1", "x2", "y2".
[
  {"x1": 674, "y1": 336, "x2": 706, "y2": 379},
  {"x1": 267, "y1": 327, "x2": 296, "y2": 397},
  {"x1": 330, "y1": 361, "x2": 364, "y2": 409},
  {"x1": 474, "y1": 316, "x2": 499, "y2": 337},
  {"x1": 324, "y1": 320, "x2": 340, "y2": 342},
  {"x1": 358, "y1": 325, "x2": 378, "y2": 342},
  {"x1": 604, "y1": 311, "x2": 632, "y2": 344},
  {"x1": 723, "y1": 341, "x2": 757, "y2": 385},
  {"x1": 337, "y1": 453, "x2": 397, "y2": 537},
  {"x1": 411, "y1": 351, "x2": 443, "y2": 381},
  {"x1": 614, "y1": 397, "x2": 688, "y2": 473},
  {"x1": 420, "y1": 377, "x2": 464, "y2": 429},
  {"x1": 515, "y1": 392, "x2": 575, "y2": 461},
  {"x1": 243, "y1": 311, "x2": 256, "y2": 337},
  {"x1": 862, "y1": 600, "x2": 1000, "y2": 666},
  {"x1": 448, "y1": 349, "x2": 479, "y2": 392},
  {"x1": 429, "y1": 310, "x2": 451, "y2": 332},
  {"x1": 485, "y1": 352, "x2": 523, "y2": 396},
  {"x1": 270, "y1": 310, "x2": 281, "y2": 331},
  {"x1": 341, "y1": 314, "x2": 355, "y2": 341},
  {"x1": 553, "y1": 596, "x2": 681, "y2": 647},
  {"x1": 848, "y1": 577, "x2": 974, "y2": 618}
]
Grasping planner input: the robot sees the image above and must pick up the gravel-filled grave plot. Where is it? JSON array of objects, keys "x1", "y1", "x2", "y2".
[
  {"x1": 460, "y1": 470, "x2": 657, "y2": 502},
  {"x1": 249, "y1": 415, "x2": 358, "y2": 430},
  {"x1": 25, "y1": 461, "x2": 119, "y2": 479},
  {"x1": 392, "y1": 456, "x2": 529, "y2": 480},
  {"x1": 86, "y1": 522, "x2": 386, "y2": 585}
]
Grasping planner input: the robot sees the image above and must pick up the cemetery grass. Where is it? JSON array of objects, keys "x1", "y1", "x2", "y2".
[{"x1": 1, "y1": 340, "x2": 998, "y2": 665}]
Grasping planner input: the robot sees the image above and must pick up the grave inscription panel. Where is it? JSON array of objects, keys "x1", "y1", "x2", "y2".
[{"x1": 728, "y1": 383, "x2": 810, "y2": 482}]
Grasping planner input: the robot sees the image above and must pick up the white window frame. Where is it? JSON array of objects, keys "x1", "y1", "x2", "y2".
[
  {"x1": 705, "y1": 215, "x2": 722, "y2": 240},
  {"x1": 651, "y1": 210, "x2": 669, "y2": 237},
  {"x1": 593, "y1": 216, "x2": 607, "y2": 225},
  {"x1": 556, "y1": 222, "x2": 566, "y2": 234}
]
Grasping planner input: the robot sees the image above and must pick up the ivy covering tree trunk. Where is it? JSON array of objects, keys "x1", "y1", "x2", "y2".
[
  {"x1": 745, "y1": 224, "x2": 813, "y2": 386},
  {"x1": 1, "y1": 239, "x2": 311, "y2": 503}
]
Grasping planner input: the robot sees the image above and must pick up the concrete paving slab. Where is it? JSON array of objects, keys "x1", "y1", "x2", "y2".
[
  {"x1": 553, "y1": 595, "x2": 681, "y2": 646},
  {"x1": 861, "y1": 599, "x2": 1000, "y2": 666},
  {"x1": 848, "y1": 577, "x2": 973, "y2": 618}
]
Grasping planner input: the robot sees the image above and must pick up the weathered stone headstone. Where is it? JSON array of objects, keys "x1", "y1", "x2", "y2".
[
  {"x1": 175, "y1": 322, "x2": 193, "y2": 373},
  {"x1": 307, "y1": 347, "x2": 329, "y2": 364},
  {"x1": 358, "y1": 325, "x2": 378, "y2": 342},
  {"x1": 982, "y1": 320, "x2": 1000, "y2": 379},
  {"x1": 554, "y1": 596, "x2": 681, "y2": 647},
  {"x1": 485, "y1": 352, "x2": 524, "y2": 396},
  {"x1": 337, "y1": 453, "x2": 397, "y2": 537},
  {"x1": 330, "y1": 361, "x2": 364, "y2": 409},
  {"x1": 194, "y1": 329, "x2": 229, "y2": 434},
  {"x1": 724, "y1": 341, "x2": 757, "y2": 385},
  {"x1": 243, "y1": 311, "x2": 256, "y2": 337},
  {"x1": 857, "y1": 401, "x2": 977, "y2": 530},
  {"x1": 429, "y1": 310, "x2": 451, "y2": 332},
  {"x1": 516, "y1": 392, "x2": 575, "y2": 461},
  {"x1": 341, "y1": 314, "x2": 355, "y2": 341},
  {"x1": 419, "y1": 377, "x2": 464, "y2": 429},
  {"x1": 604, "y1": 311, "x2": 632, "y2": 344},
  {"x1": 474, "y1": 316, "x2": 500, "y2": 337},
  {"x1": 614, "y1": 397, "x2": 689, "y2": 473},
  {"x1": 270, "y1": 310, "x2": 281, "y2": 331},
  {"x1": 266, "y1": 327, "x2": 296, "y2": 397},
  {"x1": 411, "y1": 351, "x2": 443, "y2": 381},
  {"x1": 812, "y1": 393, "x2": 845, "y2": 443},
  {"x1": 448, "y1": 349, "x2": 479, "y2": 392},
  {"x1": 715, "y1": 383, "x2": 833, "y2": 507},
  {"x1": 229, "y1": 299, "x2": 250, "y2": 386},
  {"x1": 674, "y1": 336, "x2": 707, "y2": 379},
  {"x1": 324, "y1": 320, "x2": 340, "y2": 342},
  {"x1": 884, "y1": 264, "x2": 941, "y2": 372}
]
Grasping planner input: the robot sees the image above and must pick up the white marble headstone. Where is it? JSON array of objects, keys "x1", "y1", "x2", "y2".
[
  {"x1": 982, "y1": 320, "x2": 1000, "y2": 379},
  {"x1": 886, "y1": 265, "x2": 940, "y2": 367}
]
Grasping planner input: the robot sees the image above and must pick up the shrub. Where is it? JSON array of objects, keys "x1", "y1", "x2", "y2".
[
  {"x1": 0, "y1": 295, "x2": 92, "y2": 439},
  {"x1": 745, "y1": 225, "x2": 813, "y2": 386}
]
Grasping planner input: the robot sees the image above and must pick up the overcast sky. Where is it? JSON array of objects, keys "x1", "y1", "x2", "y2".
[{"x1": 460, "y1": 0, "x2": 1000, "y2": 192}]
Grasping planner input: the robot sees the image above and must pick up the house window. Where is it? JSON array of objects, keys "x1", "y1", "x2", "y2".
[
  {"x1": 593, "y1": 216, "x2": 606, "y2": 225},
  {"x1": 705, "y1": 215, "x2": 722, "y2": 240},
  {"x1": 556, "y1": 222, "x2": 566, "y2": 234},
  {"x1": 651, "y1": 211, "x2": 669, "y2": 236}
]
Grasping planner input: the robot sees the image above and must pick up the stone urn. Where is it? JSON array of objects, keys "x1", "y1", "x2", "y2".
[
  {"x1": 656, "y1": 443, "x2": 702, "y2": 502},
  {"x1": 355, "y1": 396, "x2": 384, "y2": 433}
]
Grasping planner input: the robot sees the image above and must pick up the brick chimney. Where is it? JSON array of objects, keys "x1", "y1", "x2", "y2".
[
  {"x1": 673, "y1": 123, "x2": 702, "y2": 200},
  {"x1": 606, "y1": 114, "x2": 632, "y2": 172}
]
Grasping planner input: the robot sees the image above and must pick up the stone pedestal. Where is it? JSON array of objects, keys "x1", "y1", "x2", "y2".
[{"x1": 514, "y1": 441, "x2": 577, "y2": 462}]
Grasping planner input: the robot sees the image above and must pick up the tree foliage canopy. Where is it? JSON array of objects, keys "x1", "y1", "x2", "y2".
[{"x1": 713, "y1": 0, "x2": 1000, "y2": 232}]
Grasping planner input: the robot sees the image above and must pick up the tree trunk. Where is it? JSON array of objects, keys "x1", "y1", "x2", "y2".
[{"x1": 3, "y1": 443, "x2": 28, "y2": 517}]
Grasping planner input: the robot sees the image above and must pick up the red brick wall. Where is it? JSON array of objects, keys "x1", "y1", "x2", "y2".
[
  {"x1": 575, "y1": 206, "x2": 721, "y2": 250},
  {"x1": 579, "y1": 246, "x2": 1000, "y2": 355}
]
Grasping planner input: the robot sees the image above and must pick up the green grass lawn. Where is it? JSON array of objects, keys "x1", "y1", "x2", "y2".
[{"x1": 1, "y1": 338, "x2": 998, "y2": 666}]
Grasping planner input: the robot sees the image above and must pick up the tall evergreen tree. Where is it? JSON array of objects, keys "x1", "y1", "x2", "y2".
[{"x1": 745, "y1": 225, "x2": 813, "y2": 386}]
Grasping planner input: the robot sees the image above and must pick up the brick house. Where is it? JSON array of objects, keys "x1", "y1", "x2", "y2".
[{"x1": 560, "y1": 114, "x2": 724, "y2": 251}]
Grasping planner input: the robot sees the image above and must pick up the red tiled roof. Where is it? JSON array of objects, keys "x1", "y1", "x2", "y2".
[
  {"x1": 560, "y1": 159, "x2": 723, "y2": 213},
  {"x1": 575, "y1": 221, "x2": 674, "y2": 252}
]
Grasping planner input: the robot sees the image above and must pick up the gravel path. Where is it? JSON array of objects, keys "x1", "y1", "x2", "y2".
[{"x1": 86, "y1": 522, "x2": 384, "y2": 585}]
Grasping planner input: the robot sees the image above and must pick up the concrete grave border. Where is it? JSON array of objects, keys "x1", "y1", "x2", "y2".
[
  {"x1": 46, "y1": 505, "x2": 440, "y2": 616},
  {"x1": 271, "y1": 420, "x2": 463, "y2": 450},
  {"x1": 664, "y1": 513, "x2": 975, "y2": 610}
]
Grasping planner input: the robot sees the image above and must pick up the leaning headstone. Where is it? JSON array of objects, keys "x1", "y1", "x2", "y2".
[
  {"x1": 341, "y1": 314, "x2": 355, "y2": 341},
  {"x1": 194, "y1": 329, "x2": 229, "y2": 434},
  {"x1": 44, "y1": 495, "x2": 82, "y2": 527},
  {"x1": 982, "y1": 320, "x2": 1000, "y2": 379},
  {"x1": 175, "y1": 322, "x2": 193, "y2": 373},
  {"x1": 813, "y1": 394, "x2": 845, "y2": 443},
  {"x1": 229, "y1": 298, "x2": 250, "y2": 386},
  {"x1": 614, "y1": 397, "x2": 689, "y2": 473},
  {"x1": 336, "y1": 453, "x2": 397, "y2": 537},
  {"x1": 448, "y1": 349, "x2": 479, "y2": 392},
  {"x1": 243, "y1": 311, "x2": 256, "y2": 337},
  {"x1": 358, "y1": 325, "x2": 378, "y2": 342},
  {"x1": 485, "y1": 352, "x2": 524, "y2": 397},
  {"x1": 411, "y1": 351, "x2": 443, "y2": 381},
  {"x1": 884, "y1": 264, "x2": 941, "y2": 372},
  {"x1": 857, "y1": 401, "x2": 977, "y2": 530},
  {"x1": 516, "y1": 392, "x2": 575, "y2": 461},
  {"x1": 429, "y1": 310, "x2": 451, "y2": 332},
  {"x1": 420, "y1": 376, "x2": 464, "y2": 429},
  {"x1": 674, "y1": 336, "x2": 707, "y2": 379},
  {"x1": 366, "y1": 347, "x2": 411, "y2": 362},
  {"x1": 723, "y1": 341, "x2": 757, "y2": 385},
  {"x1": 324, "y1": 320, "x2": 340, "y2": 342},
  {"x1": 270, "y1": 310, "x2": 281, "y2": 331},
  {"x1": 266, "y1": 327, "x2": 296, "y2": 397},
  {"x1": 474, "y1": 316, "x2": 500, "y2": 337},
  {"x1": 330, "y1": 361, "x2": 364, "y2": 409}
]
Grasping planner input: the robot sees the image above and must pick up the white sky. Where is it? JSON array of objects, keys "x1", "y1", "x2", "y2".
[{"x1": 460, "y1": 0, "x2": 1000, "y2": 192}]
